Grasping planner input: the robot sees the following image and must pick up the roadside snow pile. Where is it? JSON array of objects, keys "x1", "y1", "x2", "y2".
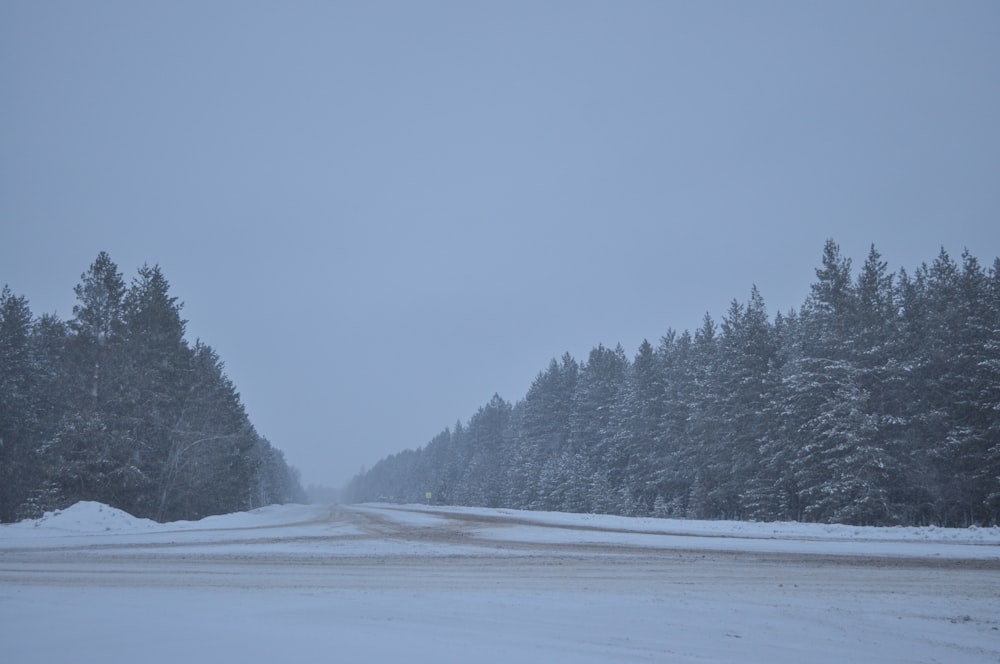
[
  {"x1": 0, "y1": 502, "x2": 343, "y2": 553},
  {"x1": 166, "y1": 503, "x2": 323, "y2": 531},
  {"x1": 11, "y1": 501, "x2": 162, "y2": 534}
]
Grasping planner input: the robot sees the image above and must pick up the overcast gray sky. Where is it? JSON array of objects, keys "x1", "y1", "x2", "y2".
[{"x1": 3, "y1": 1, "x2": 998, "y2": 488}]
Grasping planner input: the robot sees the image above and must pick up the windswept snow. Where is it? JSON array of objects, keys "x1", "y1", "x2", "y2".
[{"x1": 2, "y1": 502, "x2": 998, "y2": 663}]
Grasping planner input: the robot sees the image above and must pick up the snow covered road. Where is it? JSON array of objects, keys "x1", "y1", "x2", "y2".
[{"x1": 2, "y1": 502, "x2": 998, "y2": 663}]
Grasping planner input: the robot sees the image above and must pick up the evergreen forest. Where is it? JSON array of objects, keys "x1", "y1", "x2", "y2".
[
  {"x1": 0, "y1": 252, "x2": 304, "y2": 523},
  {"x1": 347, "y1": 241, "x2": 1000, "y2": 527}
]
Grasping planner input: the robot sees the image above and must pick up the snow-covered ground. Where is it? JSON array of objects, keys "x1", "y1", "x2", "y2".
[{"x1": 2, "y1": 502, "x2": 998, "y2": 663}]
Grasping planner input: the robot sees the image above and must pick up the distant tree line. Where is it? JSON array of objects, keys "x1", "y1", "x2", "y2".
[
  {"x1": 0, "y1": 252, "x2": 304, "y2": 523},
  {"x1": 346, "y1": 241, "x2": 1000, "y2": 527}
]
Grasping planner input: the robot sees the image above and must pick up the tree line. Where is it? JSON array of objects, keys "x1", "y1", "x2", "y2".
[
  {"x1": 0, "y1": 252, "x2": 304, "y2": 523},
  {"x1": 346, "y1": 241, "x2": 1000, "y2": 527}
]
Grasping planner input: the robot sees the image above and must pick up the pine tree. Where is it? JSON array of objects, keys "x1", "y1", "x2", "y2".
[
  {"x1": 616, "y1": 338, "x2": 667, "y2": 514},
  {"x1": 510, "y1": 354, "x2": 577, "y2": 509},
  {"x1": 43, "y1": 254, "x2": 135, "y2": 511},
  {"x1": 120, "y1": 265, "x2": 191, "y2": 516},
  {"x1": 849, "y1": 246, "x2": 911, "y2": 523},
  {"x1": 0, "y1": 288, "x2": 34, "y2": 521},
  {"x1": 69, "y1": 251, "x2": 126, "y2": 409},
  {"x1": 568, "y1": 344, "x2": 629, "y2": 512},
  {"x1": 454, "y1": 394, "x2": 511, "y2": 508},
  {"x1": 788, "y1": 243, "x2": 908, "y2": 524},
  {"x1": 436, "y1": 420, "x2": 469, "y2": 505},
  {"x1": 787, "y1": 240, "x2": 882, "y2": 523},
  {"x1": 719, "y1": 287, "x2": 780, "y2": 520},
  {"x1": 154, "y1": 341, "x2": 251, "y2": 520},
  {"x1": 758, "y1": 309, "x2": 802, "y2": 521},
  {"x1": 13, "y1": 314, "x2": 72, "y2": 519},
  {"x1": 982, "y1": 258, "x2": 1000, "y2": 521},
  {"x1": 654, "y1": 329, "x2": 697, "y2": 516},
  {"x1": 682, "y1": 313, "x2": 725, "y2": 518},
  {"x1": 919, "y1": 250, "x2": 996, "y2": 524}
]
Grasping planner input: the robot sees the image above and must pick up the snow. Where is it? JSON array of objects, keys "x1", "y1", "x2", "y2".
[
  {"x1": 14, "y1": 500, "x2": 162, "y2": 533},
  {"x1": 364, "y1": 503, "x2": 1000, "y2": 557},
  {"x1": 2, "y1": 502, "x2": 998, "y2": 663}
]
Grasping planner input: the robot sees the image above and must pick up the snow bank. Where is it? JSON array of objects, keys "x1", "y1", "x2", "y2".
[
  {"x1": 353, "y1": 504, "x2": 1000, "y2": 560},
  {"x1": 8, "y1": 501, "x2": 162, "y2": 534},
  {"x1": 0, "y1": 502, "x2": 342, "y2": 552},
  {"x1": 373, "y1": 503, "x2": 1000, "y2": 545},
  {"x1": 161, "y1": 503, "x2": 326, "y2": 531}
]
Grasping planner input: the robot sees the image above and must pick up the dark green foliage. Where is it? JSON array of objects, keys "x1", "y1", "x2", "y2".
[
  {"x1": 0, "y1": 254, "x2": 304, "y2": 523},
  {"x1": 453, "y1": 394, "x2": 512, "y2": 507},
  {"x1": 346, "y1": 241, "x2": 1000, "y2": 526},
  {"x1": 0, "y1": 287, "x2": 37, "y2": 522}
]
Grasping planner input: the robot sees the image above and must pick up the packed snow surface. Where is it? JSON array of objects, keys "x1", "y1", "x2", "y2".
[{"x1": 2, "y1": 502, "x2": 998, "y2": 663}]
